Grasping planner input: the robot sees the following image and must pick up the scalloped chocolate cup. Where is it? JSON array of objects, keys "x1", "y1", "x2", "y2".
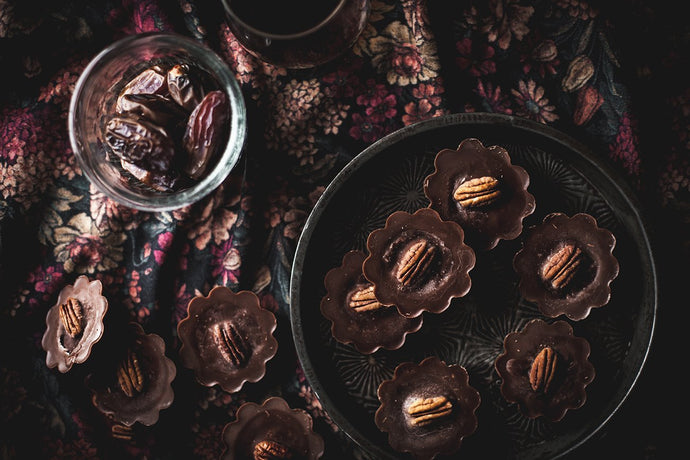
[
  {"x1": 221, "y1": 396, "x2": 324, "y2": 460},
  {"x1": 495, "y1": 319, "x2": 595, "y2": 421},
  {"x1": 375, "y1": 356, "x2": 480, "y2": 460},
  {"x1": 424, "y1": 138, "x2": 535, "y2": 251},
  {"x1": 321, "y1": 250, "x2": 423, "y2": 354},
  {"x1": 177, "y1": 286, "x2": 278, "y2": 393},
  {"x1": 42, "y1": 276, "x2": 108, "y2": 373},
  {"x1": 513, "y1": 212, "x2": 619, "y2": 320},
  {"x1": 363, "y1": 208, "x2": 475, "y2": 318},
  {"x1": 88, "y1": 322, "x2": 176, "y2": 426}
]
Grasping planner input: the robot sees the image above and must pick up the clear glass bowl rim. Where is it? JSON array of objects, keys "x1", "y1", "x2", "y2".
[{"x1": 68, "y1": 31, "x2": 247, "y2": 212}]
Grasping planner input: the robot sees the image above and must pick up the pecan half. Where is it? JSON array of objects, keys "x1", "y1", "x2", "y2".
[
  {"x1": 349, "y1": 285, "x2": 385, "y2": 312},
  {"x1": 58, "y1": 297, "x2": 84, "y2": 337},
  {"x1": 406, "y1": 396, "x2": 453, "y2": 427},
  {"x1": 214, "y1": 322, "x2": 250, "y2": 367},
  {"x1": 111, "y1": 423, "x2": 134, "y2": 441},
  {"x1": 253, "y1": 440, "x2": 293, "y2": 460},
  {"x1": 541, "y1": 243, "x2": 583, "y2": 289},
  {"x1": 396, "y1": 239, "x2": 436, "y2": 286},
  {"x1": 529, "y1": 346, "x2": 559, "y2": 393},
  {"x1": 453, "y1": 176, "x2": 501, "y2": 208},
  {"x1": 117, "y1": 350, "x2": 144, "y2": 397}
]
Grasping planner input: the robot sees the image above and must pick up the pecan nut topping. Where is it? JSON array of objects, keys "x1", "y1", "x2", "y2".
[
  {"x1": 253, "y1": 440, "x2": 294, "y2": 460},
  {"x1": 541, "y1": 243, "x2": 583, "y2": 289},
  {"x1": 529, "y1": 346, "x2": 559, "y2": 393},
  {"x1": 111, "y1": 423, "x2": 134, "y2": 441},
  {"x1": 214, "y1": 322, "x2": 251, "y2": 367},
  {"x1": 58, "y1": 297, "x2": 84, "y2": 337},
  {"x1": 406, "y1": 396, "x2": 453, "y2": 427},
  {"x1": 348, "y1": 284, "x2": 385, "y2": 312},
  {"x1": 117, "y1": 350, "x2": 144, "y2": 398},
  {"x1": 396, "y1": 239, "x2": 436, "y2": 286},
  {"x1": 453, "y1": 176, "x2": 501, "y2": 208}
]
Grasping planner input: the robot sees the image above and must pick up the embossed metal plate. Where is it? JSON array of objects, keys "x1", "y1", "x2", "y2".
[{"x1": 290, "y1": 113, "x2": 656, "y2": 459}]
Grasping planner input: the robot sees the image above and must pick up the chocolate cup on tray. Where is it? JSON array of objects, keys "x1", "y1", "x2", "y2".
[
  {"x1": 362, "y1": 208, "x2": 475, "y2": 318},
  {"x1": 513, "y1": 212, "x2": 619, "y2": 321},
  {"x1": 424, "y1": 138, "x2": 535, "y2": 251},
  {"x1": 321, "y1": 250, "x2": 423, "y2": 354}
]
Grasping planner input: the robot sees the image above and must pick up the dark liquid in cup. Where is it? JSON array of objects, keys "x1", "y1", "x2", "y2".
[{"x1": 229, "y1": 0, "x2": 341, "y2": 35}]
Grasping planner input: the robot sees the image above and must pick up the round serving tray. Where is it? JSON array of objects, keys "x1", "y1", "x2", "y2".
[{"x1": 290, "y1": 113, "x2": 656, "y2": 459}]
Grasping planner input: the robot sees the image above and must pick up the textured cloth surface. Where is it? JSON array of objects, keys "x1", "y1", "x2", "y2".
[{"x1": 0, "y1": 0, "x2": 684, "y2": 458}]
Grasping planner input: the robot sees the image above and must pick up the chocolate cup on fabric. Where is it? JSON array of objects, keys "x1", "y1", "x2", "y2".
[
  {"x1": 177, "y1": 286, "x2": 278, "y2": 393},
  {"x1": 513, "y1": 212, "x2": 619, "y2": 321},
  {"x1": 221, "y1": 396, "x2": 324, "y2": 460},
  {"x1": 42, "y1": 276, "x2": 108, "y2": 373},
  {"x1": 88, "y1": 322, "x2": 176, "y2": 426},
  {"x1": 362, "y1": 208, "x2": 475, "y2": 318},
  {"x1": 424, "y1": 138, "x2": 535, "y2": 251},
  {"x1": 375, "y1": 356, "x2": 480, "y2": 460},
  {"x1": 321, "y1": 250, "x2": 423, "y2": 354},
  {"x1": 495, "y1": 319, "x2": 595, "y2": 421}
]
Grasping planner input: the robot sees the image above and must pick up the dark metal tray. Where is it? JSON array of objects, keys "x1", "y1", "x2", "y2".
[{"x1": 290, "y1": 113, "x2": 656, "y2": 459}]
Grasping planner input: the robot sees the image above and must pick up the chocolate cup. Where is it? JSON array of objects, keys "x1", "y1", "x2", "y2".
[
  {"x1": 221, "y1": 396, "x2": 324, "y2": 460},
  {"x1": 375, "y1": 356, "x2": 481, "y2": 460},
  {"x1": 424, "y1": 138, "x2": 535, "y2": 251},
  {"x1": 495, "y1": 318, "x2": 595, "y2": 421},
  {"x1": 363, "y1": 208, "x2": 475, "y2": 318},
  {"x1": 321, "y1": 250, "x2": 423, "y2": 354},
  {"x1": 513, "y1": 212, "x2": 619, "y2": 320},
  {"x1": 88, "y1": 322, "x2": 176, "y2": 426},
  {"x1": 177, "y1": 286, "x2": 278, "y2": 393},
  {"x1": 42, "y1": 276, "x2": 108, "y2": 373}
]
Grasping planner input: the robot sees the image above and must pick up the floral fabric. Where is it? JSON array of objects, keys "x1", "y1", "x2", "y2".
[{"x1": 0, "y1": 0, "x2": 684, "y2": 458}]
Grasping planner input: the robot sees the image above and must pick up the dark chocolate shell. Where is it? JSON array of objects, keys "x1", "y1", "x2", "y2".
[
  {"x1": 42, "y1": 276, "x2": 108, "y2": 373},
  {"x1": 177, "y1": 286, "x2": 278, "y2": 393},
  {"x1": 375, "y1": 356, "x2": 480, "y2": 460},
  {"x1": 88, "y1": 322, "x2": 176, "y2": 426},
  {"x1": 494, "y1": 318, "x2": 595, "y2": 421},
  {"x1": 424, "y1": 138, "x2": 535, "y2": 251},
  {"x1": 513, "y1": 212, "x2": 619, "y2": 320},
  {"x1": 321, "y1": 250, "x2": 423, "y2": 354},
  {"x1": 363, "y1": 208, "x2": 475, "y2": 318},
  {"x1": 221, "y1": 396, "x2": 324, "y2": 460}
]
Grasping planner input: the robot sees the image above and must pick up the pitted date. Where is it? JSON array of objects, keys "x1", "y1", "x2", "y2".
[
  {"x1": 115, "y1": 67, "x2": 167, "y2": 112},
  {"x1": 120, "y1": 160, "x2": 178, "y2": 192},
  {"x1": 105, "y1": 116, "x2": 176, "y2": 173},
  {"x1": 182, "y1": 90, "x2": 229, "y2": 179},
  {"x1": 117, "y1": 93, "x2": 188, "y2": 132},
  {"x1": 167, "y1": 64, "x2": 205, "y2": 112},
  {"x1": 103, "y1": 62, "x2": 230, "y2": 192}
]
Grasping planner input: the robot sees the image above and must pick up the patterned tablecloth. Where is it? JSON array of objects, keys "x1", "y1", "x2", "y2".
[{"x1": 0, "y1": 1, "x2": 684, "y2": 458}]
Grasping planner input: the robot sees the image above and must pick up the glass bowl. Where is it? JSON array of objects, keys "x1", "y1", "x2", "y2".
[{"x1": 69, "y1": 32, "x2": 247, "y2": 212}]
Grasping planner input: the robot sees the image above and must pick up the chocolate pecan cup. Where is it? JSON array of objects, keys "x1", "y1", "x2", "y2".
[
  {"x1": 88, "y1": 322, "x2": 176, "y2": 426},
  {"x1": 42, "y1": 275, "x2": 108, "y2": 373},
  {"x1": 494, "y1": 319, "x2": 595, "y2": 421},
  {"x1": 513, "y1": 212, "x2": 619, "y2": 320},
  {"x1": 321, "y1": 250, "x2": 423, "y2": 354},
  {"x1": 177, "y1": 286, "x2": 278, "y2": 393},
  {"x1": 221, "y1": 396, "x2": 324, "y2": 460},
  {"x1": 363, "y1": 208, "x2": 475, "y2": 318},
  {"x1": 424, "y1": 138, "x2": 535, "y2": 251},
  {"x1": 375, "y1": 356, "x2": 480, "y2": 460}
]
